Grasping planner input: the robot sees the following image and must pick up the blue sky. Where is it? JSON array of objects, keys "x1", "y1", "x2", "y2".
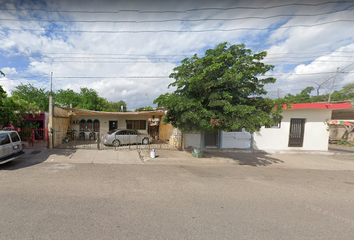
[{"x1": 1, "y1": 0, "x2": 354, "y2": 110}]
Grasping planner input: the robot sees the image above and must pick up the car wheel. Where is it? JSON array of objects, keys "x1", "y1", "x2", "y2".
[
  {"x1": 142, "y1": 138, "x2": 149, "y2": 145},
  {"x1": 113, "y1": 140, "x2": 120, "y2": 147}
]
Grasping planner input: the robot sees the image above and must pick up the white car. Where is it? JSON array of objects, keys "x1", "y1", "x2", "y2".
[
  {"x1": 103, "y1": 129, "x2": 150, "y2": 147},
  {"x1": 0, "y1": 130, "x2": 24, "y2": 164}
]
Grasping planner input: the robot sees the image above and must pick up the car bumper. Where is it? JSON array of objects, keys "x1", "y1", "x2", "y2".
[{"x1": 0, "y1": 151, "x2": 25, "y2": 164}]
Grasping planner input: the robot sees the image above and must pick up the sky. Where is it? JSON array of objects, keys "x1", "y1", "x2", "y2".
[{"x1": 1, "y1": 0, "x2": 354, "y2": 110}]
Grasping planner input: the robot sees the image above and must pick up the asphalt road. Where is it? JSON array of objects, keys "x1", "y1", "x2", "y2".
[{"x1": 1, "y1": 159, "x2": 354, "y2": 240}]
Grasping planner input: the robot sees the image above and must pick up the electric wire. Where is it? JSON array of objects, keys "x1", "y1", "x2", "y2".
[{"x1": 1, "y1": 1, "x2": 354, "y2": 14}]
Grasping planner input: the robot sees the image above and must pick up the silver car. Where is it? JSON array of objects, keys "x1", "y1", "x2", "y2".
[
  {"x1": 0, "y1": 130, "x2": 24, "y2": 164},
  {"x1": 103, "y1": 129, "x2": 150, "y2": 147}
]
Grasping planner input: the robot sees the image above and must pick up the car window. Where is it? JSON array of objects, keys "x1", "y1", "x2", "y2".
[
  {"x1": 117, "y1": 131, "x2": 126, "y2": 135},
  {"x1": 0, "y1": 133, "x2": 11, "y2": 145},
  {"x1": 10, "y1": 132, "x2": 20, "y2": 142},
  {"x1": 108, "y1": 129, "x2": 118, "y2": 134}
]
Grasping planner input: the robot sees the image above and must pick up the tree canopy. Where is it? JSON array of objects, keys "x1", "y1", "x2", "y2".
[
  {"x1": 0, "y1": 85, "x2": 39, "y2": 128},
  {"x1": 154, "y1": 42, "x2": 284, "y2": 133},
  {"x1": 10, "y1": 83, "x2": 128, "y2": 112},
  {"x1": 12, "y1": 83, "x2": 50, "y2": 111},
  {"x1": 281, "y1": 83, "x2": 354, "y2": 103}
]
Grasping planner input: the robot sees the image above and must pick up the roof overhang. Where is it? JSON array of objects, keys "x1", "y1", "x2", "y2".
[
  {"x1": 283, "y1": 102, "x2": 352, "y2": 110},
  {"x1": 57, "y1": 106, "x2": 165, "y2": 116}
]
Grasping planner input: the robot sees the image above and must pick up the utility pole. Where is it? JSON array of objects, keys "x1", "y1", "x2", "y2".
[
  {"x1": 49, "y1": 72, "x2": 54, "y2": 148},
  {"x1": 328, "y1": 67, "x2": 340, "y2": 102}
]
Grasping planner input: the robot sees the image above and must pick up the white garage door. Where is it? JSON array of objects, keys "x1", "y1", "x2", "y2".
[{"x1": 220, "y1": 130, "x2": 251, "y2": 149}]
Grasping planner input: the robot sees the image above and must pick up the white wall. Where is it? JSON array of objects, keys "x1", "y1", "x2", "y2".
[
  {"x1": 253, "y1": 109, "x2": 331, "y2": 151},
  {"x1": 220, "y1": 130, "x2": 251, "y2": 149}
]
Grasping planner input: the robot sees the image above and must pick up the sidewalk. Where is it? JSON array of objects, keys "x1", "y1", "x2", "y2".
[{"x1": 17, "y1": 147, "x2": 354, "y2": 170}]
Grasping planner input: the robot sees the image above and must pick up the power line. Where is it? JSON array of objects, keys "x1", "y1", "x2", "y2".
[
  {"x1": 1, "y1": 8, "x2": 353, "y2": 23},
  {"x1": 1, "y1": 71, "x2": 353, "y2": 81},
  {"x1": 1, "y1": 1, "x2": 354, "y2": 13},
  {"x1": 2, "y1": 19, "x2": 354, "y2": 33}
]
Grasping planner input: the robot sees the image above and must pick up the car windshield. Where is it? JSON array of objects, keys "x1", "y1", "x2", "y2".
[{"x1": 108, "y1": 129, "x2": 118, "y2": 134}]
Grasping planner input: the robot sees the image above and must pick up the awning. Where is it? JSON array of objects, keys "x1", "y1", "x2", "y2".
[{"x1": 327, "y1": 120, "x2": 354, "y2": 126}]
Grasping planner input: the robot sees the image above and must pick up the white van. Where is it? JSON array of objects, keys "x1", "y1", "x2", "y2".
[{"x1": 0, "y1": 131, "x2": 24, "y2": 164}]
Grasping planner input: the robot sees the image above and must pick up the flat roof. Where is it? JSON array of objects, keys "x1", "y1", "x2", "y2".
[
  {"x1": 284, "y1": 102, "x2": 352, "y2": 110},
  {"x1": 57, "y1": 106, "x2": 165, "y2": 116}
]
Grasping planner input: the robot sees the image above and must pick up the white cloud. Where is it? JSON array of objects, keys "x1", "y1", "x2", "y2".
[{"x1": 1, "y1": 0, "x2": 354, "y2": 108}]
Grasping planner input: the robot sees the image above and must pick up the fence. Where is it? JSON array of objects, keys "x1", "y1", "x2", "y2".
[
  {"x1": 18, "y1": 128, "x2": 49, "y2": 148},
  {"x1": 54, "y1": 130, "x2": 182, "y2": 151}
]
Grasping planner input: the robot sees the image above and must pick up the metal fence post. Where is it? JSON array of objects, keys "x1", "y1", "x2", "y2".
[{"x1": 97, "y1": 132, "x2": 100, "y2": 150}]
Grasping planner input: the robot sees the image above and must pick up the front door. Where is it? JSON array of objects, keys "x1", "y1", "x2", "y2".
[
  {"x1": 288, "y1": 118, "x2": 305, "y2": 147},
  {"x1": 109, "y1": 121, "x2": 118, "y2": 131},
  {"x1": 204, "y1": 131, "x2": 218, "y2": 148}
]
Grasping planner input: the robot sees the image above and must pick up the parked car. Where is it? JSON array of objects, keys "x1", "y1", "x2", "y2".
[
  {"x1": 0, "y1": 130, "x2": 24, "y2": 164},
  {"x1": 103, "y1": 129, "x2": 150, "y2": 146}
]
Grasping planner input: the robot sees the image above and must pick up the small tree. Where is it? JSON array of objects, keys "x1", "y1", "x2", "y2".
[{"x1": 154, "y1": 42, "x2": 284, "y2": 146}]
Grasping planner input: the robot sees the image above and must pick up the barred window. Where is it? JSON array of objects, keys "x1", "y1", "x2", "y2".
[{"x1": 126, "y1": 120, "x2": 146, "y2": 130}]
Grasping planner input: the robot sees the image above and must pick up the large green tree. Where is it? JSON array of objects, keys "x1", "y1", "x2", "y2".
[
  {"x1": 0, "y1": 85, "x2": 39, "y2": 128},
  {"x1": 54, "y1": 89, "x2": 81, "y2": 108},
  {"x1": 154, "y1": 42, "x2": 284, "y2": 134},
  {"x1": 11, "y1": 83, "x2": 49, "y2": 111}
]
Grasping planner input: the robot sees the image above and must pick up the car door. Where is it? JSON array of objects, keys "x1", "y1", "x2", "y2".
[
  {"x1": 0, "y1": 133, "x2": 13, "y2": 159},
  {"x1": 128, "y1": 130, "x2": 139, "y2": 144},
  {"x1": 10, "y1": 132, "x2": 22, "y2": 154},
  {"x1": 115, "y1": 130, "x2": 127, "y2": 145}
]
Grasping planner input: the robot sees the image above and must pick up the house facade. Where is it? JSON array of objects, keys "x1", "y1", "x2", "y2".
[
  {"x1": 183, "y1": 103, "x2": 351, "y2": 151},
  {"x1": 52, "y1": 106, "x2": 180, "y2": 148}
]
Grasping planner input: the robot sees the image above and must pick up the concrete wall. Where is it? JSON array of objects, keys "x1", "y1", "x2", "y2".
[
  {"x1": 53, "y1": 116, "x2": 70, "y2": 148},
  {"x1": 253, "y1": 109, "x2": 331, "y2": 151},
  {"x1": 159, "y1": 122, "x2": 182, "y2": 148}
]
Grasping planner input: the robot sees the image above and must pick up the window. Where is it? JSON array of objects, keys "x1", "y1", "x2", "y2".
[
  {"x1": 0, "y1": 133, "x2": 10, "y2": 145},
  {"x1": 87, "y1": 119, "x2": 93, "y2": 132},
  {"x1": 79, "y1": 120, "x2": 86, "y2": 131},
  {"x1": 126, "y1": 120, "x2": 146, "y2": 130},
  {"x1": 10, "y1": 132, "x2": 20, "y2": 142},
  {"x1": 93, "y1": 120, "x2": 99, "y2": 132},
  {"x1": 265, "y1": 120, "x2": 281, "y2": 128}
]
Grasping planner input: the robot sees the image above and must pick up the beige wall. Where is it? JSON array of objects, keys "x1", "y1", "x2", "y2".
[
  {"x1": 53, "y1": 116, "x2": 70, "y2": 148},
  {"x1": 70, "y1": 115, "x2": 157, "y2": 134},
  {"x1": 159, "y1": 122, "x2": 182, "y2": 148}
]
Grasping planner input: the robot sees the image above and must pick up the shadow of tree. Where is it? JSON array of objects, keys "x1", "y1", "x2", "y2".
[
  {"x1": 0, "y1": 148, "x2": 77, "y2": 171},
  {"x1": 202, "y1": 152, "x2": 284, "y2": 166}
]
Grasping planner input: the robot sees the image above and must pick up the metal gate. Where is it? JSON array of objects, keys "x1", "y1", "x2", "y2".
[
  {"x1": 18, "y1": 128, "x2": 49, "y2": 148},
  {"x1": 288, "y1": 118, "x2": 305, "y2": 147},
  {"x1": 54, "y1": 130, "x2": 181, "y2": 151}
]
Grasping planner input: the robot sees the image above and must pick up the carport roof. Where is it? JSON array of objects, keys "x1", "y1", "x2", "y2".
[{"x1": 56, "y1": 106, "x2": 165, "y2": 116}]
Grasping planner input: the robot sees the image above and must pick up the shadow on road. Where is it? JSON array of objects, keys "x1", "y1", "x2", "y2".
[
  {"x1": 202, "y1": 152, "x2": 284, "y2": 166},
  {"x1": 0, "y1": 148, "x2": 77, "y2": 171}
]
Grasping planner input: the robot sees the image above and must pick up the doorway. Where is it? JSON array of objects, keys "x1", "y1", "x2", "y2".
[
  {"x1": 109, "y1": 121, "x2": 118, "y2": 131},
  {"x1": 288, "y1": 118, "x2": 305, "y2": 147},
  {"x1": 204, "y1": 131, "x2": 219, "y2": 148}
]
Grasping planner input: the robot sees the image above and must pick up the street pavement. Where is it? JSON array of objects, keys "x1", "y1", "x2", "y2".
[
  {"x1": 1, "y1": 151, "x2": 354, "y2": 240},
  {"x1": 15, "y1": 146, "x2": 354, "y2": 171},
  {"x1": 1, "y1": 146, "x2": 354, "y2": 239}
]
